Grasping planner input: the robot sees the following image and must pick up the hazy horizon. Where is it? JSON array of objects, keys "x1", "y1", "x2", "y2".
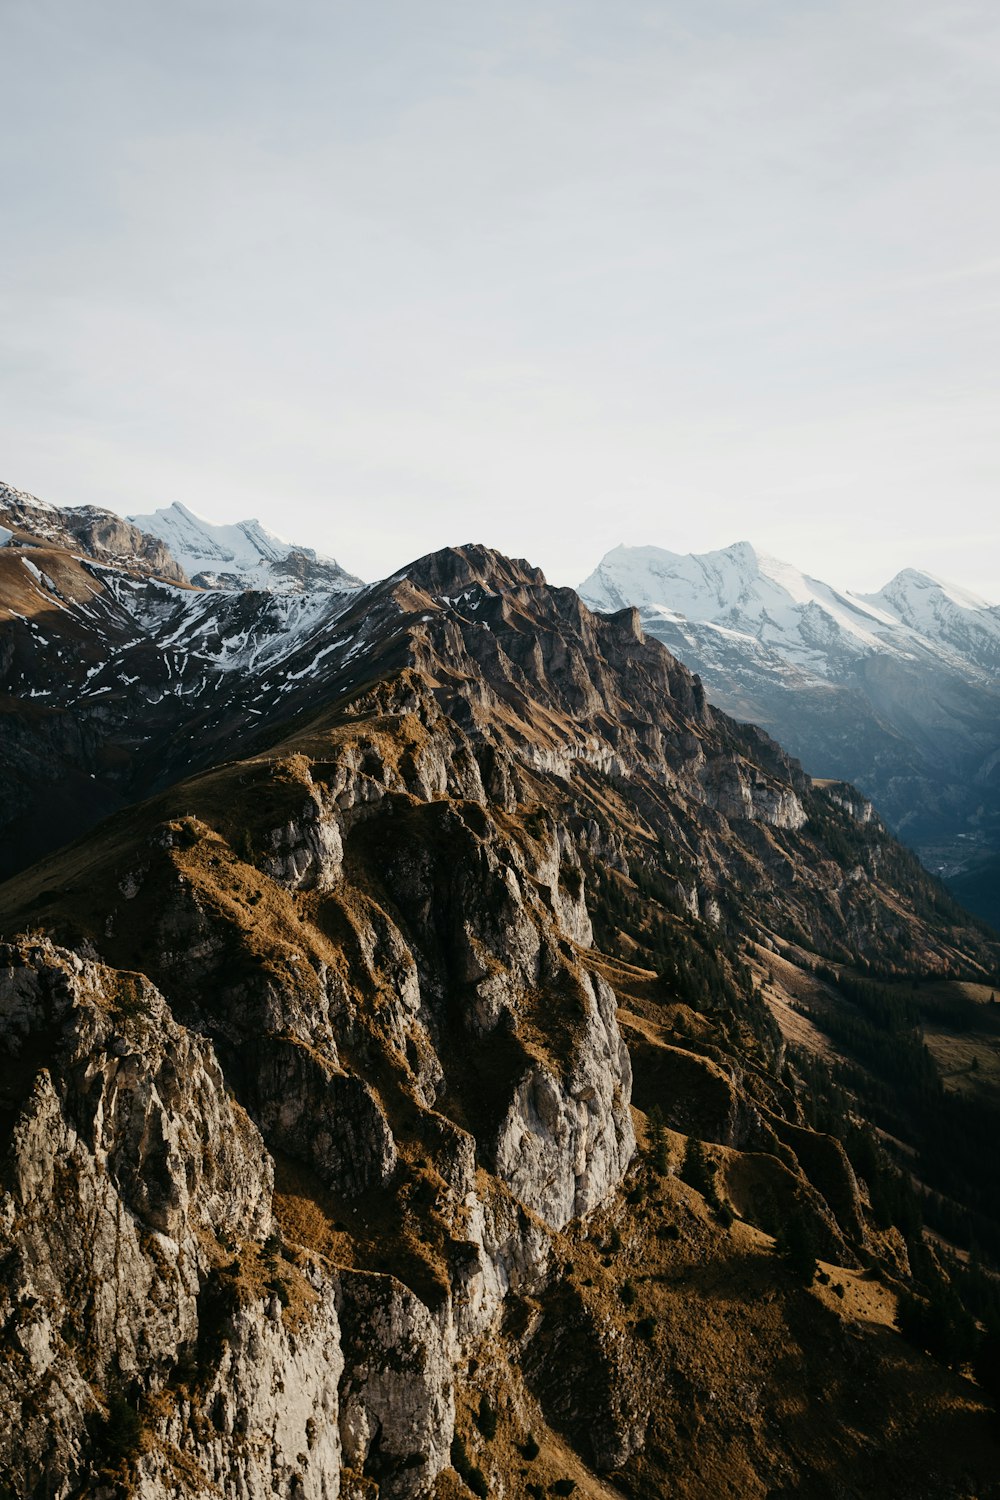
[{"x1": 3, "y1": 1, "x2": 999, "y2": 597}]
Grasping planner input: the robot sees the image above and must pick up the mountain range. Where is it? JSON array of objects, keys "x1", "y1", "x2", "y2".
[
  {"x1": 1, "y1": 483, "x2": 1000, "y2": 1497},
  {"x1": 0, "y1": 485, "x2": 362, "y2": 880},
  {"x1": 580, "y1": 543, "x2": 1000, "y2": 927}
]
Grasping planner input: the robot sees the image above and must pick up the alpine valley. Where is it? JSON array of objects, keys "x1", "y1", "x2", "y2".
[
  {"x1": 1, "y1": 482, "x2": 1000, "y2": 1500},
  {"x1": 580, "y1": 543, "x2": 1000, "y2": 929}
]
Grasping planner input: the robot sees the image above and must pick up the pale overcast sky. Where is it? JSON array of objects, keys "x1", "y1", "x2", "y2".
[{"x1": 2, "y1": 0, "x2": 999, "y2": 596}]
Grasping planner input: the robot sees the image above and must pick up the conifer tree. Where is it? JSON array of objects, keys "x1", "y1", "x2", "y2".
[
  {"x1": 681, "y1": 1136, "x2": 713, "y2": 1198},
  {"x1": 647, "y1": 1105, "x2": 669, "y2": 1174}
]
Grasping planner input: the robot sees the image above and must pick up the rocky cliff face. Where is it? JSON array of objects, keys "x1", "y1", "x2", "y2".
[
  {"x1": 0, "y1": 481, "x2": 187, "y2": 584},
  {"x1": 1, "y1": 541, "x2": 999, "y2": 1498},
  {"x1": 0, "y1": 697, "x2": 636, "y2": 1495},
  {"x1": 0, "y1": 889, "x2": 626, "y2": 1494}
]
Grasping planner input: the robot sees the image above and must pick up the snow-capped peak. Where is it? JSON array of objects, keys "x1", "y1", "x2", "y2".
[
  {"x1": 579, "y1": 541, "x2": 895, "y2": 672},
  {"x1": 857, "y1": 568, "x2": 1000, "y2": 673},
  {"x1": 128, "y1": 500, "x2": 363, "y2": 594},
  {"x1": 860, "y1": 566, "x2": 995, "y2": 619}
]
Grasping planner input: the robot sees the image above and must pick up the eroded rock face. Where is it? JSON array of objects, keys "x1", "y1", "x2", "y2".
[
  {"x1": 337, "y1": 1273, "x2": 454, "y2": 1498},
  {"x1": 494, "y1": 973, "x2": 634, "y2": 1227},
  {"x1": 0, "y1": 480, "x2": 187, "y2": 583},
  {"x1": 821, "y1": 781, "x2": 878, "y2": 825},
  {"x1": 699, "y1": 756, "x2": 807, "y2": 830},
  {"x1": 0, "y1": 942, "x2": 296, "y2": 1496},
  {"x1": 263, "y1": 791, "x2": 346, "y2": 890},
  {"x1": 150, "y1": 1279, "x2": 345, "y2": 1500},
  {"x1": 252, "y1": 1039, "x2": 398, "y2": 1195},
  {"x1": 0, "y1": 715, "x2": 637, "y2": 1497}
]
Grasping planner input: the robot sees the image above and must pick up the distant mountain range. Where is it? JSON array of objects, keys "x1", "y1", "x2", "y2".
[
  {"x1": 0, "y1": 484, "x2": 367, "y2": 880},
  {"x1": 3, "y1": 476, "x2": 997, "y2": 926},
  {"x1": 580, "y1": 543, "x2": 1000, "y2": 926},
  {"x1": 130, "y1": 499, "x2": 363, "y2": 593}
]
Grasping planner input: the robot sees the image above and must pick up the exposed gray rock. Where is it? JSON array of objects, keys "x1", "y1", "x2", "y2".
[
  {"x1": 0, "y1": 736, "x2": 637, "y2": 1496},
  {"x1": 337, "y1": 1272, "x2": 454, "y2": 1498},
  {"x1": 0, "y1": 479, "x2": 187, "y2": 582},
  {"x1": 495, "y1": 972, "x2": 635, "y2": 1228}
]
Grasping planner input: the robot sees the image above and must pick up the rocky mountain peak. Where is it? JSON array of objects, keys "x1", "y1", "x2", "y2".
[
  {"x1": 398, "y1": 542, "x2": 546, "y2": 598},
  {"x1": 875, "y1": 565, "x2": 992, "y2": 609},
  {"x1": 0, "y1": 479, "x2": 187, "y2": 584}
]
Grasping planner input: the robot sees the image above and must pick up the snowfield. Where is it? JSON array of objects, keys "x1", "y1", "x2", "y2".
[
  {"x1": 580, "y1": 541, "x2": 1000, "y2": 682},
  {"x1": 129, "y1": 500, "x2": 364, "y2": 594}
]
